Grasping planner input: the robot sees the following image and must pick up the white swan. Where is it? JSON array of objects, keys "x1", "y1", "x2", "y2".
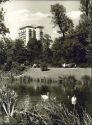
[
  {"x1": 71, "y1": 95, "x2": 77, "y2": 105},
  {"x1": 41, "y1": 92, "x2": 49, "y2": 102}
]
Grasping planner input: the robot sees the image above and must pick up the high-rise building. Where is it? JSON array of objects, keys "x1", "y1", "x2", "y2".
[
  {"x1": 18, "y1": 25, "x2": 44, "y2": 45},
  {"x1": 35, "y1": 26, "x2": 44, "y2": 41}
]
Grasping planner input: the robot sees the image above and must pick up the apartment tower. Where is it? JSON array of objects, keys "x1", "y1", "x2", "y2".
[{"x1": 18, "y1": 25, "x2": 44, "y2": 45}]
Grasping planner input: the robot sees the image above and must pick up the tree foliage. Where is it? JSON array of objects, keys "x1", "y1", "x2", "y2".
[
  {"x1": 52, "y1": 37, "x2": 87, "y2": 66},
  {"x1": 51, "y1": 3, "x2": 74, "y2": 40},
  {"x1": 0, "y1": 1, "x2": 91, "y2": 69},
  {"x1": 0, "y1": 3, "x2": 9, "y2": 35},
  {"x1": 27, "y1": 38, "x2": 43, "y2": 63},
  {"x1": 75, "y1": 0, "x2": 91, "y2": 45},
  {"x1": 43, "y1": 34, "x2": 52, "y2": 49},
  {"x1": 80, "y1": 0, "x2": 91, "y2": 16},
  {"x1": 42, "y1": 34, "x2": 53, "y2": 64},
  {"x1": 50, "y1": 2, "x2": 92, "y2": 67},
  {"x1": 50, "y1": 3, "x2": 89, "y2": 67},
  {"x1": 12, "y1": 39, "x2": 28, "y2": 64},
  {"x1": 78, "y1": 0, "x2": 92, "y2": 65}
]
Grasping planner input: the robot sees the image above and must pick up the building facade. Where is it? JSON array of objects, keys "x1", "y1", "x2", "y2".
[{"x1": 18, "y1": 25, "x2": 44, "y2": 45}]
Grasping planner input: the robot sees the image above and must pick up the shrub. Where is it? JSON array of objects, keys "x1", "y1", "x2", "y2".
[
  {"x1": 11, "y1": 62, "x2": 25, "y2": 73},
  {"x1": 24, "y1": 60, "x2": 30, "y2": 66},
  {"x1": 40, "y1": 63, "x2": 48, "y2": 71},
  {"x1": 81, "y1": 75, "x2": 91, "y2": 86},
  {"x1": 3, "y1": 61, "x2": 12, "y2": 71}
]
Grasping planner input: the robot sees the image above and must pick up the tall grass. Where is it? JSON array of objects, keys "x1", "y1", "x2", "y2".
[
  {"x1": 13, "y1": 101, "x2": 92, "y2": 125},
  {"x1": 8, "y1": 74, "x2": 92, "y2": 85},
  {"x1": 8, "y1": 75, "x2": 58, "y2": 87}
]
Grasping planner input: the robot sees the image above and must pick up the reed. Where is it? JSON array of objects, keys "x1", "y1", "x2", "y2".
[
  {"x1": 13, "y1": 101, "x2": 92, "y2": 125},
  {"x1": 16, "y1": 75, "x2": 57, "y2": 84}
]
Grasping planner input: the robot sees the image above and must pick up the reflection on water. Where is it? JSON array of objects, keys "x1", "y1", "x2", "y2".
[
  {"x1": 14, "y1": 84, "x2": 72, "y2": 112},
  {"x1": 10, "y1": 82, "x2": 92, "y2": 116}
]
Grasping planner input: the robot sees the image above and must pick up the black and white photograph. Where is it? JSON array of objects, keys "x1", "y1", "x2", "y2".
[{"x1": 0, "y1": 0, "x2": 91, "y2": 124}]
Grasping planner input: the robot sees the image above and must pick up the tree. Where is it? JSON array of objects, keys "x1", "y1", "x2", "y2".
[
  {"x1": 52, "y1": 37, "x2": 64, "y2": 66},
  {"x1": 78, "y1": 0, "x2": 92, "y2": 42},
  {"x1": 75, "y1": 0, "x2": 92, "y2": 46},
  {"x1": 50, "y1": 3, "x2": 74, "y2": 41},
  {"x1": 0, "y1": 0, "x2": 9, "y2": 66},
  {"x1": 4, "y1": 38, "x2": 14, "y2": 62},
  {"x1": 80, "y1": 0, "x2": 90, "y2": 16},
  {"x1": 71, "y1": 40, "x2": 87, "y2": 66},
  {"x1": 78, "y1": 0, "x2": 92, "y2": 66},
  {"x1": 42, "y1": 34, "x2": 53, "y2": 64},
  {"x1": 0, "y1": 0, "x2": 9, "y2": 65},
  {"x1": 0, "y1": 40, "x2": 6, "y2": 64},
  {"x1": 0, "y1": 2, "x2": 9, "y2": 36},
  {"x1": 43, "y1": 34, "x2": 53, "y2": 49},
  {"x1": 27, "y1": 38, "x2": 43, "y2": 63},
  {"x1": 86, "y1": 1, "x2": 92, "y2": 65},
  {"x1": 74, "y1": 0, "x2": 92, "y2": 67},
  {"x1": 52, "y1": 36, "x2": 87, "y2": 67},
  {"x1": 12, "y1": 39, "x2": 28, "y2": 64},
  {"x1": 75, "y1": 15, "x2": 89, "y2": 46}
]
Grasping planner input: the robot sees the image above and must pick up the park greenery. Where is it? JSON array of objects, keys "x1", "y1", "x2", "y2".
[
  {"x1": 0, "y1": 0, "x2": 91, "y2": 72},
  {"x1": 0, "y1": 0, "x2": 92, "y2": 124}
]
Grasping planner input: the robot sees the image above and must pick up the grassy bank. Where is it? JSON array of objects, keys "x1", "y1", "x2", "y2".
[{"x1": 16, "y1": 68, "x2": 91, "y2": 81}]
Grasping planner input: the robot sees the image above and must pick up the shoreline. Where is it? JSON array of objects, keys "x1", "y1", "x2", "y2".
[{"x1": 21, "y1": 67, "x2": 91, "y2": 81}]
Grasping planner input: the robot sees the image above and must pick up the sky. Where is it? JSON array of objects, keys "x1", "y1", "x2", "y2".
[{"x1": 3, "y1": 0, "x2": 81, "y2": 40}]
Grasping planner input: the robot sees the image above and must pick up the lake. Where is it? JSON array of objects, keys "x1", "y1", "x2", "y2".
[{"x1": 9, "y1": 81, "x2": 92, "y2": 116}]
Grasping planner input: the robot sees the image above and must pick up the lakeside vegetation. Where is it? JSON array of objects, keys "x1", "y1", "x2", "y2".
[
  {"x1": 0, "y1": 74, "x2": 92, "y2": 125},
  {"x1": 3, "y1": 101, "x2": 92, "y2": 125},
  {"x1": 0, "y1": 84, "x2": 91, "y2": 125},
  {"x1": 0, "y1": 69, "x2": 90, "y2": 124},
  {"x1": 0, "y1": 67, "x2": 92, "y2": 124}
]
